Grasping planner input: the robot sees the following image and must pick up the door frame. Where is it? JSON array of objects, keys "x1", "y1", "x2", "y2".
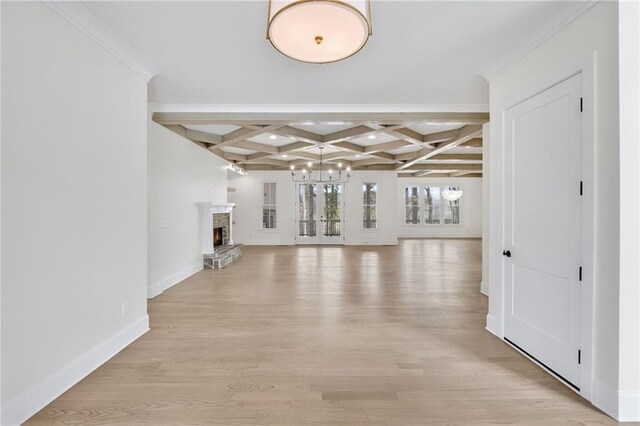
[
  {"x1": 488, "y1": 54, "x2": 595, "y2": 402},
  {"x1": 294, "y1": 183, "x2": 346, "y2": 245}
]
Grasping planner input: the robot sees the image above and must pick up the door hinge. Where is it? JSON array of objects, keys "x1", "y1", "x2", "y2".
[
  {"x1": 579, "y1": 266, "x2": 583, "y2": 282},
  {"x1": 580, "y1": 181, "x2": 583, "y2": 196},
  {"x1": 580, "y1": 97, "x2": 583, "y2": 112},
  {"x1": 578, "y1": 349, "x2": 582, "y2": 364}
]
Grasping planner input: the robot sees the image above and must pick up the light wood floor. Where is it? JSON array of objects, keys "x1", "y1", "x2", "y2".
[{"x1": 29, "y1": 239, "x2": 617, "y2": 425}]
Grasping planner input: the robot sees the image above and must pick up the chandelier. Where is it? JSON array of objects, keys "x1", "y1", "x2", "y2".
[
  {"x1": 442, "y1": 189, "x2": 464, "y2": 202},
  {"x1": 266, "y1": 0, "x2": 372, "y2": 64},
  {"x1": 291, "y1": 146, "x2": 351, "y2": 183}
]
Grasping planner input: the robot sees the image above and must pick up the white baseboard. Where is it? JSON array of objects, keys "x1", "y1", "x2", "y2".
[
  {"x1": 485, "y1": 313, "x2": 501, "y2": 337},
  {"x1": 148, "y1": 261, "x2": 202, "y2": 298},
  {"x1": 345, "y1": 239, "x2": 398, "y2": 246},
  {"x1": 593, "y1": 379, "x2": 619, "y2": 420},
  {"x1": 480, "y1": 280, "x2": 488, "y2": 296},
  {"x1": 594, "y1": 379, "x2": 640, "y2": 422},
  {"x1": 242, "y1": 241, "x2": 294, "y2": 246},
  {"x1": 1, "y1": 315, "x2": 149, "y2": 426},
  {"x1": 619, "y1": 390, "x2": 640, "y2": 422}
]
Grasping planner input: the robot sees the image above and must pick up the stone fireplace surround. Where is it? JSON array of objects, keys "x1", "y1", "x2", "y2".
[
  {"x1": 212, "y1": 212, "x2": 230, "y2": 247},
  {"x1": 198, "y1": 202, "x2": 241, "y2": 269}
]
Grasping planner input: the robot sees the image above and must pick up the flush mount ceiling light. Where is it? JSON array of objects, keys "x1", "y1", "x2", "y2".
[{"x1": 267, "y1": 0, "x2": 372, "y2": 64}]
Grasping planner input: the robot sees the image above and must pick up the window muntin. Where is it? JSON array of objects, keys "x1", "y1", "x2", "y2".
[
  {"x1": 442, "y1": 186, "x2": 461, "y2": 225},
  {"x1": 297, "y1": 184, "x2": 317, "y2": 236},
  {"x1": 363, "y1": 183, "x2": 377, "y2": 229},
  {"x1": 262, "y1": 182, "x2": 277, "y2": 229},
  {"x1": 404, "y1": 185, "x2": 462, "y2": 226},
  {"x1": 404, "y1": 186, "x2": 421, "y2": 225},
  {"x1": 424, "y1": 186, "x2": 441, "y2": 224}
]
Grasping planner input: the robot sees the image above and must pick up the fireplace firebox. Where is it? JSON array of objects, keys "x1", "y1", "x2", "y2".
[{"x1": 213, "y1": 227, "x2": 223, "y2": 247}]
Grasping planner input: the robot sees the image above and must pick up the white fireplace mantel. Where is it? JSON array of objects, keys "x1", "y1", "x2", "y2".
[{"x1": 198, "y1": 202, "x2": 235, "y2": 254}]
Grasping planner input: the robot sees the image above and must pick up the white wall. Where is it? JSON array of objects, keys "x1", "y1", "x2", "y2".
[
  {"x1": 486, "y1": 1, "x2": 633, "y2": 420},
  {"x1": 1, "y1": 3, "x2": 148, "y2": 424},
  {"x1": 228, "y1": 171, "x2": 398, "y2": 245},
  {"x1": 481, "y1": 123, "x2": 490, "y2": 296},
  {"x1": 397, "y1": 177, "x2": 482, "y2": 238},
  {"x1": 618, "y1": 1, "x2": 640, "y2": 420},
  {"x1": 345, "y1": 171, "x2": 398, "y2": 245},
  {"x1": 147, "y1": 120, "x2": 228, "y2": 298}
]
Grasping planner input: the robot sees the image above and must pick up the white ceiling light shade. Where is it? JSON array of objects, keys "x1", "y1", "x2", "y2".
[
  {"x1": 442, "y1": 190, "x2": 464, "y2": 202},
  {"x1": 267, "y1": 0, "x2": 372, "y2": 64}
]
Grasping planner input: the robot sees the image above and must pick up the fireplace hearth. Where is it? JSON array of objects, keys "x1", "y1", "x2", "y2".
[{"x1": 199, "y1": 202, "x2": 242, "y2": 269}]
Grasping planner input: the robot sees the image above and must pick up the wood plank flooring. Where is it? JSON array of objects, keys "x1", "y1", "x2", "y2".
[{"x1": 28, "y1": 239, "x2": 618, "y2": 425}]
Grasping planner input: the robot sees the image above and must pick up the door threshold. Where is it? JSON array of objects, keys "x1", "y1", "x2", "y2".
[{"x1": 504, "y1": 337, "x2": 580, "y2": 392}]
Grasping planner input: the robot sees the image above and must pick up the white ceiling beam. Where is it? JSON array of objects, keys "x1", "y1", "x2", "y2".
[
  {"x1": 233, "y1": 140, "x2": 279, "y2": 154},
  {"x1": 152, "y1": 112, "x2": 490, "y2": 126},
  {"x1": 449, "y1": 170, "x2": 480, "y2": 177},
  {"x1": 426, "y1": 154, "x2": 483, "y2": 162},
  {"x1": 209, "y1": 124, "x2": 283, "y2": 151},
  {"x1": 185, "y1": 128, "x2": 223, "y2": 145},
  {"x1": 271, "y1": 126, "x2": 323, "y2": 143},
  {"x1": 364, "y1": 140, "x2": 411, "y2": 153},
  {"x1": 403, "y1": 163, "x2": 483, "y2": 171},
  {"x1": 332, "y1": 141, "x2": 366, "y2": 153},
  {"x1": 278, "y1": 141, "x2": 314, "y2": 153},
  {"x1": 396, "y1": 125, "x2": 483, "y2": 170},
  {"x1": 222, "y1": 152, "x2": 248, "y2": 162}
]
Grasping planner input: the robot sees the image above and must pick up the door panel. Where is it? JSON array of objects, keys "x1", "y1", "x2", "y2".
[
  {"x1": 296, "y1": 184, "x2": 318, "y2": 244},
  {"x1": 504, "y1": 73, "x2": 582, "y2": 388},
  {"x1": 296, "y1": 183, "x2": 344, "y2": 245},
  {"x1": 321, "y1": 184, "x2": 344, "y2": 244}
]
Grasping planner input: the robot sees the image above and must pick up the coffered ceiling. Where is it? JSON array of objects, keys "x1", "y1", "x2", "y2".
[{"x1": 153, "y1": 112, "x2": 488, "y2": 178}]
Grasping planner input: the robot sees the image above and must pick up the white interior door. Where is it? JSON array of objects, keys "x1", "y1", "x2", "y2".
[
  {"x1": 504, "y1": 73, "x2": 583, "y2": 389},
  {"x1": 296, "y1": 183, "x2": 344, "y2": 245}
]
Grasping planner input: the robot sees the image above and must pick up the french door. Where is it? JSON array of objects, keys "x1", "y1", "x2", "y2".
[
  {"x1": 296, "y1": 183, "x2": 344, "y2": 245},
  {"x1": 504, "y1": 73, "x2": 582, "y2": 389}
]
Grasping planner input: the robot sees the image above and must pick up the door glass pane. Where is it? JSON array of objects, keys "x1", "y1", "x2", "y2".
[
  {"x1": 404, "y1": 186, "x2": 420, "y2": 224},
  {"x1": 424, "y1": 186, "x2": 441, "y2": 224},
  {"x1": 443, "y1": 186, "x2": 461, "y2": 224},
  {"x1": 298, "y1": 184, "x2": 316, "y2": 237},
  {"x1": 323, "y1": 184, "x2": 342, "y2": 237}
]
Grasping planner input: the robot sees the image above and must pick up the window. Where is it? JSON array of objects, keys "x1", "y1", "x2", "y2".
[
  {"x1": 404, "y1": 186, "x2": 421, "y2": 224},
  {"x1": 262, "y1": 182, "x2": 276, "y2": 229},
  {"x1": 424, "y1": 186, "x2": 441, "y2": 224},
  {"x1": 404, "y1": 185, "x2": 462, "y2": 225},
  {"x1": 442, "y1": 186, "x2": 461, "y2": 225},
  {"x1": 363, "y1": 183, "x2": 377, "y2": 229}
]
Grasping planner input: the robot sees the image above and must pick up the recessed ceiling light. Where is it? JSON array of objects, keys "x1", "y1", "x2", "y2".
[
  {"x1": 368, "y1": 135, "x2": 376, "y2": 140},
  {"x1": 269, "y1": 135, "x2": 277, "y2": 140}
]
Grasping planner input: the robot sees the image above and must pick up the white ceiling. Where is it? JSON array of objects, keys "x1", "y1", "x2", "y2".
[{"x1": 81, "y1": 0, "x2": 588, "y2": 106}]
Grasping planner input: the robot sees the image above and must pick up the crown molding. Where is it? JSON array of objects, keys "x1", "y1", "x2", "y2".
[
  {"x1": 147, "y1": 103, "x2": 490, "y2": 113},
  {"x1": 478, "y1": 0, "x2": 600, "y2": 82},
  {"x1": 42, "y1": 0, "x2": 160, "y2": 82}
]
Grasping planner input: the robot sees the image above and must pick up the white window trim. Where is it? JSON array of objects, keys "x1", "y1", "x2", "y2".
[
  {"x1": 362, "y1": 182, "x2": 378, "y2": 230},
  {"x1": 261, "y1": 181, "x2": 278, "y2": 230},
  {"x1": 403, "y1": 185, "x2": 422, "y2": 226},
  {"x1": 403, "y1": 184, "x2": 464, "y2": 227}
]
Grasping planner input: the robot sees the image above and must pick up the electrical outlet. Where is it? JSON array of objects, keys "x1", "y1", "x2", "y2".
[
  {"x1": 121, "y1": 301, "x2": 129, "y2": 318},
  {"x1": 160, "y1": 220, "x2": 169, "y2": 228}
]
